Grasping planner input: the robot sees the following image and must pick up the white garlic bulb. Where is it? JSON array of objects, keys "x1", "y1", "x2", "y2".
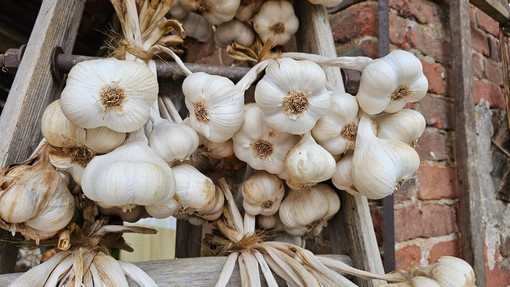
[
  {"x1": 356, "y1": 50, "x2": 428, "y2": 114},
  {"x1": 214, "y1": 19, "x2": 255, "y2": 48},
  {"x1": 233, "y1": 105, "x2": 299, "y2": 175},
  {"x1": 285, "y1": 133, "x2": 336, "y2": 187},
  {"x1": 331, "y1": 152, "x2": 360, "y2": 196},
  {"x1": 81, "y1": 129, "x2": 176, "y2": 211},
  {"x1": 242, "y1": 171, "x2": 285, "y2": 216},
  {"x1": 146, "y1": 197, "x2": 180, "y2": 219},
  {"x1": 253, "y1": 1, "x2": 299, "y2": 46},
  {"x1": 42, "y1": 100, "x2": 126, "y2": 153},
  {"x1": 48, "y1": 146, "x2": 95, "y2": 186},
  {"x1": 182, "y1": 12, "x2": 213, "y2": 42},
  {"x1": 60, "y1": 58, "x2": 158, "y2": 133},
  {"x1": 183, "y1": 72, "x2": 244, "y2": 143},
  {"x1": 311, "y1": 92, "x2": 359, "y2": 155},
  {"x1": 374, "y1": 109, "x2": 426, "y2": 145},
  {"x1": 255, "y1": 58, "x2": 332, "y2": 135},
  {"x1": 173, "y1": 163, "x2": 216, "y2": 212},
  {"x1": 170, "y1": 1, "x2": 189, "y2": 19},
  {"x1": 179, "y1": 0, "x2": 240, "y2": 25},
  {"x1": 235, "y1": 0, "x2": 264, "y2": 21},
  {"x1": 149, "y1": 119, "x2": 199, "y2": 165},
  {"x1": 279, "y1": 184, "x2": 340, "y2": 237},
  {"x1": 307, "y1": 0, "x2": 344, "y2": 7},
  {"x1": 257, "y1": 214, "x2": 282, "y2": 230},
  {"x1": 429, "y1": 256, "x2": 476, "y2": 287},
  {"x1": 351, "y1": 115, "x2": 420, "y2": 199}
]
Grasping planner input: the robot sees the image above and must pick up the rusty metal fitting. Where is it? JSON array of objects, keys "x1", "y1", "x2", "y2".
[{"x1": 1, "y1": 45, "x2": 25, "y2": 73}]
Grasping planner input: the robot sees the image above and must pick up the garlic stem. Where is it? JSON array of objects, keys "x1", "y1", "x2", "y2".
[
  {"x1": 235, "y1": 59, "x2": 272, "y2": 92},
  {"x1": 215, "y1": 252, "x2": 239, "y2": 287},
  {"x1": 243, "y1": 213, "x2": 256, "y2": 235},
  {"x1": 149, "y1": 45, "x2": 193, "y2": 76},
  {"x1": 118, "y1": 261, "x2": 158, "y2": 287},
  {"x1": 253, "y1": 250, "x2": 279, "y2": 287},
  {"x1": 281, "y1": 52, "x2": 373, "y2": 71},
  {"x1": 218, "y1": 178, "x2": 244, "y2": 234},
  {"x1": 241, "y1": 251, "x2": 261, "y2": 286}
]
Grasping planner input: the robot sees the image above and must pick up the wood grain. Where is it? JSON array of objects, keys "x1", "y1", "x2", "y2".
[
  {"x1": 449, "y1": 0, "x2": 487, "y2": 285},
  {"x1": 0, "y1": 0, "x2": 85, "y2": 274},
  {"x1": 294, "y1": 1, "x2": 385, "y2": 286},
  {"x1": 0, "y1": 254, "x2": 352, "y2": 286},
  {"x1": 470, "y1": 0, "x2": 510, "y2": 24}
]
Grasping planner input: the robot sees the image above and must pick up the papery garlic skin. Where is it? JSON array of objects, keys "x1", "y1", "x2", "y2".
[
  {"x1": 312, "y1": 92, "x2": 359, "y2": 155},
  {"x1": 182, "y1": 12, "x2": 213, "y2": 42},
  {"x1": 173, "y1": 164, "x2": 216, "y2": 211},
  {"x1": 331, "y1": 152, "x2": 360, "y2": 196},
  {"x1": 60, "y1": 58, "x2": 158, "y2": 133},
  {"x1": 308, "y1": 0, "x2": 344, "y2": 7},
  {"x1": 257, "y1": 214, "x2": 282, "y2": 230},
  {"x1": 242, "y1": 171, "x2": 285, "y2": 216},
  {"x1": 285, "y1": 133, "x2": 336, "y2": 186},
  {"x1": 352, "y1": 115, "x2": 420, "y2": 199},
  {"x1": 81, "y1": 130, "x2": 176, "y2": 210},
  {"x1": 149, "y1": 120, "x2": 199, "y2": 164},
  {"x1": 236, "y1": 0, "x2": 264, "y2": 21},
  {"x1": 374, "y1": 109, "x2": 426, "y2": 145},
  {"x1": 253, "y1": 1, "x2": 299, "y2": 46},
  {"x1": 356, "y1": 50, "x2": 428, "y2": 114},
  {"x1": 179, "y1": 0, "x2": 240, "y2": 25},
  {"x1": 146, "y1": 197, "x2": 180, "y2": 219},
  {"x1": 183, "y1": 72, "x2": 244, "y2": 143},
  {"x1": 233, "y1": 105, "x2": 299, "y2": 174},
  {"x1": 255, "y1": 58, "x2": 332, "y2": 135},
  {"x1": 214, "y1": 19, "x2": 255, "y2": 48}
]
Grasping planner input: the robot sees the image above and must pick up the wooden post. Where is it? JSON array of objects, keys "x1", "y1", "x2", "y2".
[
  {"x1": 175, "y1": 219, "x2": 203, "y2": 258},
  {"x1": 294, "y1": 1, "x2": 386, "y2": 286},
  {"x1": 449, "y1": 0, "x2": 487, "y2": 285},
  {"x1": 0, "y1": 0, "x2": 85, "y2": 274}
]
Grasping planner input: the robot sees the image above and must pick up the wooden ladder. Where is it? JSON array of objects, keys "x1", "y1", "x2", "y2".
[{"x1": 0, "y1": 1, "x2": 385, "y2": 286}]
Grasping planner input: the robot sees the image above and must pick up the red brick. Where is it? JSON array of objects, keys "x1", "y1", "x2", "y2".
[
  {"x1": 414, "y1": 94, "x2": 454, "y2": 130},
  {"x1": 409, "y1": 24, "x2": 450, "y2": 63},
  {"x1": 370, "y1": 205, "x2": 383, "y2": 246},
  {"x1": 420, "y1": 59, "x2": 446, "y2": 94},
  {"x1": 395, "y1": 205, "x2": 456, "y2": 242},
  {"x1": 417, "y1": 165, "x2": 457, "y2": 200},
  {"x1": 471, "y1": 52, "x2": 483, "y2": 79},
  {"x1": 475, "y1": 9, "x2": 500, "y2": 37},
  {"x1": 486, "y1": 262, "x2": 510, "y2": 287},
  {"x1": 483, "y1": 57, "x2": 504, "y2": 85},
  {"x1": 395, "y1": 178, "x2": 417, "y2": 204},
  {"x1": 488, "y1": 36, "x2": 500, "y2": 61},
  {"x1": 471, "y1": 26, "x2": 490, "y2": 56},
  {"x1": 330, "y1": 3, "x2": 377, "y2": 44},
  {"x1": 396, "y1": 245, "x2": 421, "y2": 269},
  {"x1": 428, "y1": 240, "x2": 459, "y2": 263},
  {"x1": 389, "y1": 12, "x2": 409, "y2": 48},
  {"x1": 474, "y1": 79, "x2": 506, "y2": 109},
  {"x1": 336, "y1": 37, "x2": 379, "y2": 58},
  {"x1": 415, "y1": 128, "x2": 452, "y2": 162},
  {"x1": 389, "y1": 0, "x2": 440, "y2": 24},
  {"x1": 469, "y1": 5, "x2": 476, "y2": 25}
]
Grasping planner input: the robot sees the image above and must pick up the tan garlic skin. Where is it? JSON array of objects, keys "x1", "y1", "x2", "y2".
[
  {"x1": 256, "y1": 213, "x2": 283, "y2": 230},
  {"x1": 279, "y1": 184, "x2": 340, "y2": 237},
  {"x1": 242, "y1": 171, "x2": 285, "y2": 216},
  {"x1": 179, "y1": 0, "x2": 240, "y2": 25},
  {"x1": 214, "y1": 19, "x2": 255, "y2": 48},
  {"x1": 253, "y1": 0, "x2": 299, "y2": 46},
  {"x1": 235, "y1": 0, "x2": 264, "y2": 21}
]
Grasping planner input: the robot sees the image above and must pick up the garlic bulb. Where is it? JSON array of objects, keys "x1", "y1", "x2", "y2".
[
  {"x1": 311, "y1": 92, "x2": 359, "y2": 155},
  {"x1": 183, "y1": 72, "x2": 244, "y2": 143},
  {"x1": 214, "y1": 19, "x2": 255, "y2": 48},
  {"x1": 179, "y1": 0, "x2": 240, "y2": 25},
  {"x1": 279, "y1": 184, "x2": 340, "y2": 237},
  {"x1": 257, "y1": 213, "x2": 282, "y2": 230},
  {"x1": 173, "y1": 163, "x2": 216, "y2": 212},
  {"x1": 236, "y1": 0, "x2": 264, "y2": 21},
  {"x1": 48, "y1": 146, "x2": 95, "y2": 185},
  {"x1": 356, "y1": 50, "x2": 428, "y2": 114},
  {"x1": 171, "y1": 1, "x2": 190, "y2": 19},
  {"x1": 285, "y1": 133, "x2": 336, "y2": 187},
  {"x1": 182, "y1": 12, "x2": 213, "y2": 42},
  {"x1": 198, "y1": 137, "x2": 234, "y2": 159},
  {"x1": 174, "y1": 184, "x2": 224, "y2": 225},
  {"x1": 255, "y1": 58, "x2": 332, "y2": 135},
  {"x1": 60, "y1": 58, "x2": 158, "y2": 133},
  {"x1": 149, "y1": 119, "x2": 199, "y2": 165},
  {"x1": 81, "y1": 129, "x2": 176, "y2": 211},
  {"x1": 374, "y1": 109, "x2": 426, "y2": 145},
  {"x1": 0, "y1": 144, "x2": 74, "y2": 243},
  {"x1": 42, "y1": 100, "x2": 126, "y2": 153},
  {"x1": 331, "y1": 152, "x2": 360, "y2": 196},
  {"x1": 146, "y1": 197, "x2": 180, "y2": 219},
  {"x1": 242, "y1": 171, "x2": 285, "y2": 216},
  {"x1": 307, "y1": 0, "x2": 344, "y2": 7},
  {"x1": 253, "y1": 1, "x2": 299, "y2": 46},
  {"x1": 352, "y1": 115, "x2": 420, "y2": 199},
  {"x1": 233, "y1": 105, "x2": 299, "y2": 174}
]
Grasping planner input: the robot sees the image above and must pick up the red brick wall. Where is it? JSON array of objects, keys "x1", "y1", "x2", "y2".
[{"x1": 330, "y1": 0, "x2": 510, "y2": 283}]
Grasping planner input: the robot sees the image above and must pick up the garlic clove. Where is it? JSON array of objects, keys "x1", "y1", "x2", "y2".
[
  {"x1": 253, "y1": 0, "x2": 299, "y2": 46},
  {"x1": 312, "y1": 92, "x2": 359, "y2": 155},
  {"x1": 356, "y1": 50, "x2": 428, "y2": 115},
  {"x1": 145, "y1": 197, "x2": 180, "y2": 219},
  {"x1": 214, "y1": 19, "x2": 255, "y2": 48},
  {"x1": 182, "y1": 12, "x2": 213, "y2": 42},
  {"x1": 256, "y1": 213, "x2": 282, "y2": 230},
  {"x1": 173, "y1": 163, "x2": 216, "y2": 211},
  {"x1": 374, "y1": 109, "x2": 426, "y2": 145},
  {"x1": 242, "y1": 171, "x2": 285, "y2": 216},
  {"x1": 352, "y1": 114, "x2": 420, "y2": 199},
  {"x1": 285, "y1": 133, "x2": 336, "y2": 186},
  {"x1": 331, "y1": 152, "x2": 361, "y2": 196},
  {"x1": 76, "y1": 127, "x2": 126, "y2": 154},
  {"x1": 183, "y1": 72, "x2": 245, "y2": 143},
  {"x1": 410, "y1": 276, "x2": 442, "y2": 286},
  {"x1": 149, "y1": 120, "x2": 199, "y2": 165},
  {"x1": 255, "y1": 58, "x2": 332, "y2": 135},
  {"x1": 179, "y1": 0, "x2": 240, "y2": 25},
  {"x1": 60, "y1": 58, "x2": 158, "y2": 133}
]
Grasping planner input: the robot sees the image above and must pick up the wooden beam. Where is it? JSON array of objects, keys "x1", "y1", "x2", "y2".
[
  {"x1": 470, "y1": 0, "x2": 510, "y2": 24},
  {"x1": 294, "y1": 1, "x2": 385, "y2": 286},
  {"x1": 449, "y1": 0, "x2": 487, "y2": 285},
  {"x1": 0, "y1": 254, "x2": 352, "y2": 286},
  {"x1": 175, "y1": 219, "x2": 203, "y2": 258},
  {"x1": 0, "y1": 0, "x2": 85, "y2": 274}
]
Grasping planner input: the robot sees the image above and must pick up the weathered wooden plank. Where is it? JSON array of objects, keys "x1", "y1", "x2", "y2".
[
  {"x1": 470, "y1": 0, "x2": 510, "y2": 24},
  {"x1": 449, "y1": 0, "x2": 487, "y2": 285},
  {"x1": 0, "y1": 254, "x2": 352, "y2": 286},
  {"x1": 294, "y1": 1, "x2": 385, "y2": 286},
  {"x1": 175, "y1": 219, "x2": 203, "y2": 258},
  {"x1": 0, "y1": 0, "x2": 85, "y2": 274}
]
